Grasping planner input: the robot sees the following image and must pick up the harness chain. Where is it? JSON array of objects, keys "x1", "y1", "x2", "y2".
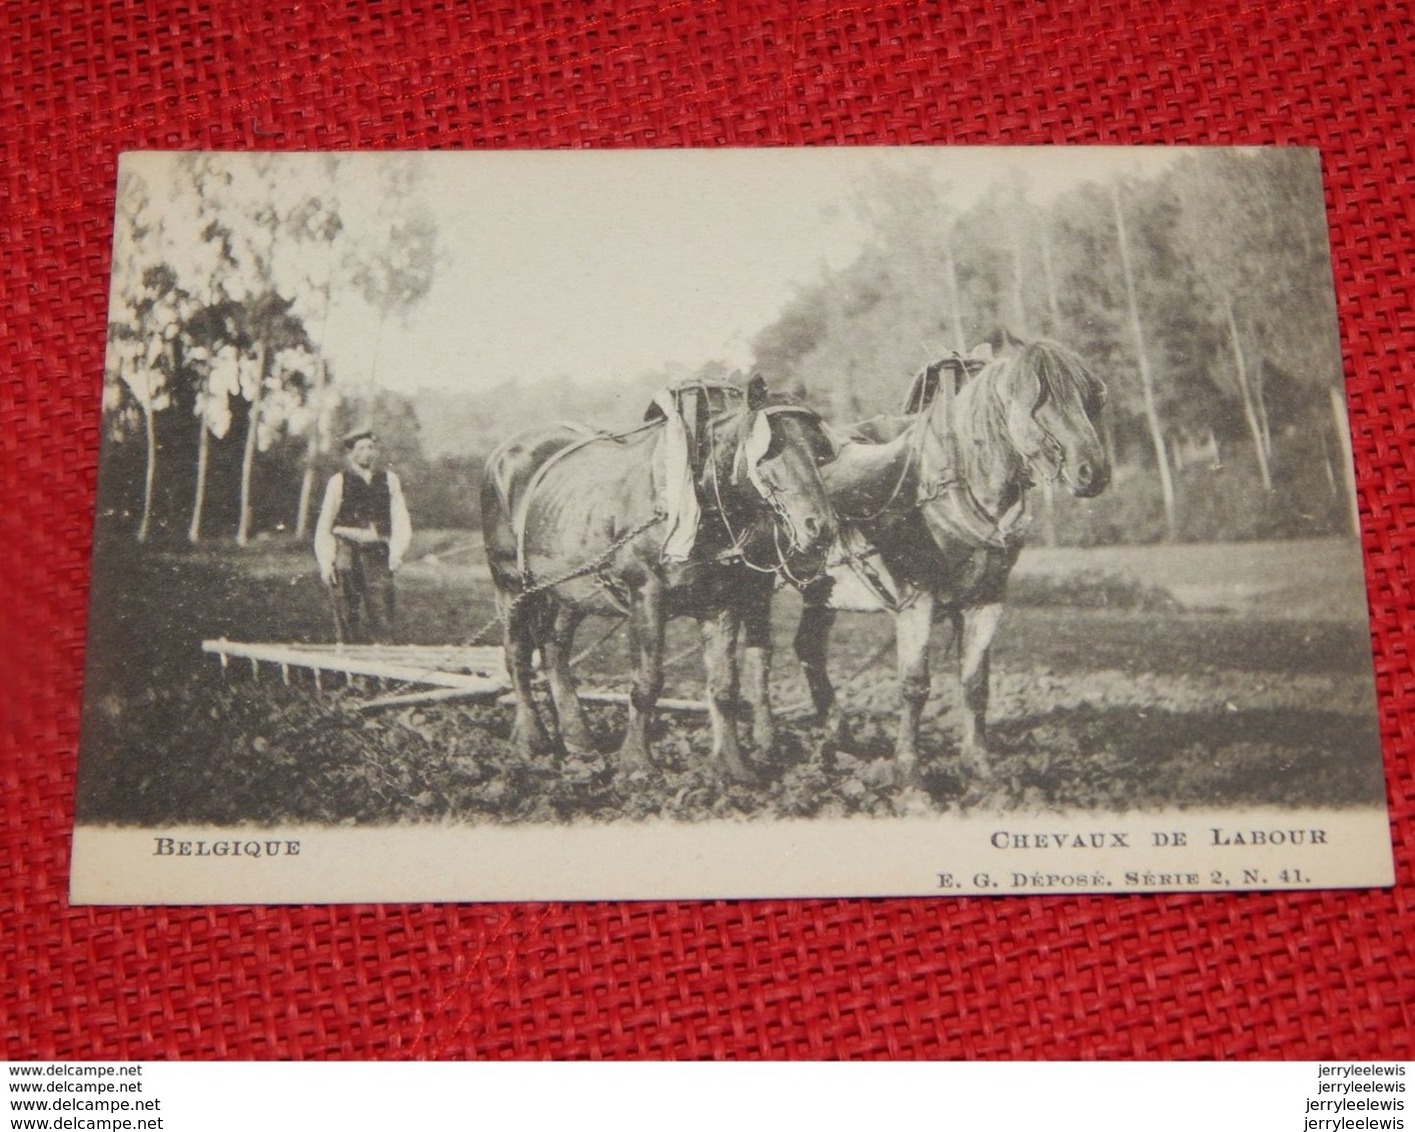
[
  {"x1": 831, "y1": 353, "x2": 1028, "y2": 611},
  {"x1": 473, "y1": 387, "x2": 828, "y2": 644},
  {"x1": 466, "y1": 510, "x2": 667, "y2": 646},
  {"x1": 706, "y1": 406, "x2": 830, "y2": 585}
]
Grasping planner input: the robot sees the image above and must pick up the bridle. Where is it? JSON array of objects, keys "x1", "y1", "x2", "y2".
[
  {"x1": 840, "y1": 352, "x2": 1055, "y2": 551},
  {"x1": 706, "y1": 401, "x2": 832, "y2": 585},
  {"x1": 837, "y1": 354, "x2": 986, "y2": 525}
]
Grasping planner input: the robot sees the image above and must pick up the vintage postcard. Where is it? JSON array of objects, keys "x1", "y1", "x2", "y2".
[{"x1": 71, "y1": 147, "x2": 1392, "y2": 903}]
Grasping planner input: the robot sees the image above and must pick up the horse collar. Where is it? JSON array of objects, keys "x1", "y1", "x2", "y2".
[{"x1": 920, "y1": 480, "x2": 1026, "y2": 551}]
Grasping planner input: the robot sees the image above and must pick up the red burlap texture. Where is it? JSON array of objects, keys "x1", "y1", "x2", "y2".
[{"x1": 4, "y1": 0, "x2": 1413, "y2": 1060}]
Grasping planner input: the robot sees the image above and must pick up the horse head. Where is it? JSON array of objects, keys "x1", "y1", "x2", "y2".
[
  {"x1": 991, "y1": 339, "x2": 1110, "y2": 498},
  {"x1": 906, "y1": 337, "x2": 1109, "y2": 551},
  {"x1": 700, "y1": 375, "x2": 837, "y2": 577}
]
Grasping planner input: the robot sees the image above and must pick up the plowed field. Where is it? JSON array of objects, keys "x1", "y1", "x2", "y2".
[{"x1": 75, "y1": 536, "x2": 1385, "y2": 824}]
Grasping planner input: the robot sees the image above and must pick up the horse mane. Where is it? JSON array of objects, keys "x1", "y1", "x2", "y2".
[
  {"x1": 949, "y1": 338, "x2": 1103, "y2": 479},
  {"x1": 643, "y1": 379, "x2": 744, "y2": 423},
  {"x1": 900, "y1": 354, "x2": 983, "y2": 415}
]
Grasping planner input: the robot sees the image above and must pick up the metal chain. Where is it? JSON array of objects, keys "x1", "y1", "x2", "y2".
[{"x1": 465, "y1": 511, "x2": 667, "y2": 645}]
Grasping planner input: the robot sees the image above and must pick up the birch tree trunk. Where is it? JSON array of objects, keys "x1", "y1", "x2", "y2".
[
  {"x1": 137, "y1": 382, "x2": 156, "y2": 544},
  {"x1": 1008, "y1": 224, "x2": 1030, "y2": 339},
  {"x1": 1331, "y1": 386, "x2": 1361, "y2": 538},
  {"x1": 188, "y1": 421, "x2": 210, "y2": 543},
  {"x1": 943, "y1": 231, "x2": 966, "y2": 355},
  {"x1": 236, "y1": 338, "x2": 268, "y2": 547},
  {"x1": 1223, "y1": 295, "x2": 1273, "y2": 491},
  {"x1": 1112, "y1": 182, "x2": 1178, "y2": 541},
  {"x1": 294, "y1": 356, "x2": 326, "y2": 540},
  {"x1": 1040, "y1": 221, "x2": 1063, "y2": 336},
  {"x1": 295, "y1": 278, "x2": 336, "y2": 539}
]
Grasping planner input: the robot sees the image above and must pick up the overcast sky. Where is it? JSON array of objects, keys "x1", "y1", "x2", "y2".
[
  {"x1": 126, "y1": 147, "x2": 1191, "y2": 398},
  {"x1": 314, "y1": 147, "x2": 1197, "y2": 396}
]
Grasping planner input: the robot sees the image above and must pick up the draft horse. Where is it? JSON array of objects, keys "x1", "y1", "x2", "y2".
[
  {"x1": 793, "y1": 337, "x2": 1110, "y2": 788},
  {"x1": 483, "y1": 376, "x2": 836, "y2": 782}
]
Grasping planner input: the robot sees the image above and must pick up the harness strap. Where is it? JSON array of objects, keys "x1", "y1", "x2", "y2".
[
  {"x1": 513, "y1": 421, "x2": 658, "y2": 580},
  {"x1": 921, "y1": 482, "x2": 1027, "y2": 550},
  {"x1": 913, "y1": 352, "x2": 1029, "y2": 551}
]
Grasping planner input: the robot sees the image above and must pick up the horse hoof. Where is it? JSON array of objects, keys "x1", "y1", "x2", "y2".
[
  {"x1": 893, "y1": 784, "x2": 934, "y2": 816},
  {"x1": 752, "y1": 721, "x2": 777, "y2": 757},
  {"x1": 961, "y1": 745, "x2": 994, "y2": 781},
  {"x1": 614, "y1": 743, "x2": 651, "y2": 774},
  {"x1": 722, "y1": 762, "x2": 760, "y2": 786},
  {"x1": 511, "y1": 724, "x2": 554, "y2": 759},
  {"x1": 897, "y1": 764, "x2": 925, "y2": 792},
  {"x1": 819, "y1": 711, "x2": 853, "y2": 750}
]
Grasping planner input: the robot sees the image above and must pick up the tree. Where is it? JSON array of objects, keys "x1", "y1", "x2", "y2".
[
  {"x1": 751, "y1": 164, "x2": 968, "y2": 421},
  {"x1": 179, "y1": 300, "x2": 247, "y2": 542},
  {"x1": 178, "y1": 154, "x2": 319, "y2": 545},
  {"x1": 346, "y1": 158, "x2": 439, "y2": 392},
  {"x1": 1172, "y1": 151, "x2": 1280, "y2": 490},
  {"x1": 282, "y1": 156, "x2": 348, "y2": 538},
  {"x1": 104, "y1": 170, "x2": 189, "y2": 543},
  {"x1": 1112, "y1": 179, "x2": 1178, "y2": 541}
]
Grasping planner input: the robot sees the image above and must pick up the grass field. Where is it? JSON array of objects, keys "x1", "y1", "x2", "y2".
[{"x1": 74, "y1": 532, "x2": 1385, "y2": 824}]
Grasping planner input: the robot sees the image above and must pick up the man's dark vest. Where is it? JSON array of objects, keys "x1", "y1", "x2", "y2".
[{"x1": 336, "y1": 470, "x2": 392, "y2": 538}]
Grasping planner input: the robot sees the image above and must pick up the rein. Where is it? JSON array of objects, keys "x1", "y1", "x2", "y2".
[
  {"x1": 912, "y1": 384, "x2": 1031, "y2": 551},
  {"x1": 837, "y1": 353, "x2": 1030, "y2": 551},
  {"x1": 706, "y1": 403, "x2": 829, "y2": 586},
  {"x1": 513, "y1": 394, "x2": 825, "y2": 599},
  {"x1": 512, "y1": 418, "x2": 660, "y2": 581}
]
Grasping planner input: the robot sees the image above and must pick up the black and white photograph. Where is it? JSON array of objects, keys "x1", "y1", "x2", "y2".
[{"x1": 70, "y1": 148, "x2": 1393, "y2": 903}]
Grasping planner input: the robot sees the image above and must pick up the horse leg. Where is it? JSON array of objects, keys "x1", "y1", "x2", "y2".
[
  {"x1": 740, "y1": 574, "x2": 776, "y2": 758},
  {"x1": 702, "y1": 607, "x2": 754, "y2": 783},
  {"x1": 794, "y1": 579, "x2": 847, "y2": 744},
  {"x1": 957, "y1": 602, "x2": 1003, "y2": 779},
  {"x1": 543, "y1": 606, "x2": 594, "y2": 755},
  {"x1": 504, "y1": 596, "x2": 552, "y2": 758},
  {"x1": 616, "y1": 581, "x2": 664, "y2": 771},
  {"x1": 893, "y1": 591, "x2": 935, "y2": 788}
]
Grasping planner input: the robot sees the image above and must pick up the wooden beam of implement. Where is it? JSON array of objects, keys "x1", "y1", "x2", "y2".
[
  {"x1": 497, "y1": 691, "x2": 708, "y2": 713},
  {"x1": 356, "y1": 688, "x2": 708, "y2": 713},
  {"x1": 201, "y1": 639, "x2": 708, "y2": 714},
  {"x1": 201, "y1": 639, "x2": 506, "y2": 692}
]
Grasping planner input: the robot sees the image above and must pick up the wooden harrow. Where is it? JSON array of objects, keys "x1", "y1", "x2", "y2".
[{"x1": 200, "y1": 638, "x2": 708, "y2": 713}]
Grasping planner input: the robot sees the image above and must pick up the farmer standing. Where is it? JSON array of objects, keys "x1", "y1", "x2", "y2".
[{"x1": 314, "y1": 426, "x2": 413, "y2": 644}]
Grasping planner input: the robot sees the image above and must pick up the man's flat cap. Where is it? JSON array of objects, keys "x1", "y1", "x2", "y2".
[{"x1": 342, "y1": 426, "x2": 377, "y2": 448}]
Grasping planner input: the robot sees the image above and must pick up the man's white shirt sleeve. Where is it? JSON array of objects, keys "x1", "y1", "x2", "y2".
[
  {"x1": 313, "y1": 473, "x2": 342, "y2": 577},
  {"x1": 388, "y1": 471, "x2": 412, "y2": 569}
]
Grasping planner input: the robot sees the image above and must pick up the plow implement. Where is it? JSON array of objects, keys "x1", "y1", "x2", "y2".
[{"x1": 200, "y1": 638, "x2": 708, "y2": 713}]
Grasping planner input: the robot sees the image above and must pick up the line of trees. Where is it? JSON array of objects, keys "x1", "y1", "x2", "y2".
[
  {"x1": 100, "y1": 154, "x2": 439, "y2": 547},
  {"x1": 752, "y1": 149, "x2": 1355, "y2": 545},
  {"x1": 101, "y1": 149, "x2": 1354, "y2": 550}
]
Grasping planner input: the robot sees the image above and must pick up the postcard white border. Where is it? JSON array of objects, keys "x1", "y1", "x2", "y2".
[{"x1": 72, "y1": 806, "x2": 1393, "y2": 905}]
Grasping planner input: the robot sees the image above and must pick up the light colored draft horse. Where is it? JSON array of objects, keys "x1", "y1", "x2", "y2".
[
  {"x1": 483, "y1": 376, "x2": 836, "y2": 782},
  {"x1": 792, "y1": 337, "x2": 1110, "y2": 789}
]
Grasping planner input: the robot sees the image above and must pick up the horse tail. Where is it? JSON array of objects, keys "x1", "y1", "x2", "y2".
[{"x1": 480, "y1": 440, "x2": 524, "y2": 594}]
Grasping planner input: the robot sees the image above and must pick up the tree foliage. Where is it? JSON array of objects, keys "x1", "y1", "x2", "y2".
[
  {"x1": 99, "y1": 155, "x2": 440, "y2": 545},
  {"x1": 750, "y1": 149, "x2": 1352, "y2": 544}
]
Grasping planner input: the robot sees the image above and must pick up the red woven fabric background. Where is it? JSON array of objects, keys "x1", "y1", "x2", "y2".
[{"x1": 4, "y1": 0, "x2": 1413, "y2": 1059}]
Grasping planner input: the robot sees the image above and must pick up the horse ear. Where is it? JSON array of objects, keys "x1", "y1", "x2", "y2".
[
  {"x1": 986, "y1": 328, "x2": 1025, "y2": 356},
  {"x1": 747, "y1": 373, "x2": 768, "y2": 411}
]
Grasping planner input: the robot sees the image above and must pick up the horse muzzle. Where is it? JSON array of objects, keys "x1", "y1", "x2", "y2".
[{"x1": 1062, "y1": 455, "x2": 1110, "y2": 497}]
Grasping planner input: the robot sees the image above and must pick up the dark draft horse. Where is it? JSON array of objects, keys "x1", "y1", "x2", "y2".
[
  {"x1": 792, "y1": 337, "x2": 1110, "y2": 788},
  {"x1": 483, "y1": 376, "x2": 836, "y2": 782}
]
